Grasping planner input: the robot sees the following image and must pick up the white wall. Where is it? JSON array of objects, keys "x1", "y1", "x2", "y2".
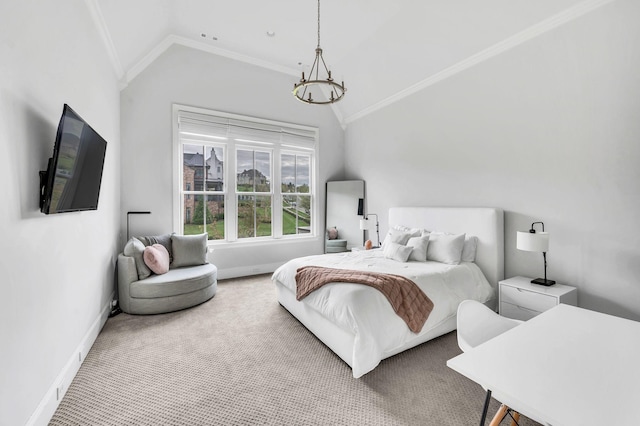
[
  {"x1": 0, "y1": 2, "x2": 121, "y2": 425},
  {"x1": 120, "y1": 44, "x2": 345, "y2": 277},
  {"x1": 346, "y1": 0, "x2": 640, "y2": 320}
]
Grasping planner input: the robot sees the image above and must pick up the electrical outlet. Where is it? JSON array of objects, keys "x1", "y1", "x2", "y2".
[{"x1": 56, "y1": 380, "x2": 65, "y2": 401}]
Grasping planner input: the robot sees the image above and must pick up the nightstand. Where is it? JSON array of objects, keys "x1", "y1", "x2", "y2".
[{"x1": 499, "y1": 276, "x2": 577, "y2": 321}]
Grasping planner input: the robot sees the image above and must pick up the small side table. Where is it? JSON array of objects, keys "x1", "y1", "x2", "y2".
[{"x1": 499, "y1": 276, "x2": 577, "y2": 321}]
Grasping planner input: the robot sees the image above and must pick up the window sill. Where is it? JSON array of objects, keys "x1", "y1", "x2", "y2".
[{"x1": 206, "y1": 235, "x2": 320, "y2": 249}]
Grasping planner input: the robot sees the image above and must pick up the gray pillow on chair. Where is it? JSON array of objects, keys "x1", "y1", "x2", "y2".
[
  {"x1": 138, "y1": 233, "x2": 174, "y2": 262},
  {"x1": 171, "y1": 233, "x2": 208, "y2": 268},
  {"x1": 123, "y1": 237, "x2": 152, "y2": 280}
]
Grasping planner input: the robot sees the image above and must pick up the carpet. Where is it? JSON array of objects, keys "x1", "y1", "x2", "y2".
[{"x1": 50, "y1": 274, "x2": 539, "y2": 425}]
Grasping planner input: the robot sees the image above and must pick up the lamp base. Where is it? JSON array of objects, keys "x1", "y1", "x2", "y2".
[{"x1": 531, "y1": 278, "x2": 556, "y2": 286}]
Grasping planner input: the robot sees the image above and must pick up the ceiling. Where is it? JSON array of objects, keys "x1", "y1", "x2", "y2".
[{"x1": 91, "y1": 0, "x2": 603, "y2": 125}]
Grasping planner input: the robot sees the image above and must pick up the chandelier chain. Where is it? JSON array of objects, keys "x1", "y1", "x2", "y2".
[{"x1": 317, "y1": 0, "x2": 321, "y2": 49}]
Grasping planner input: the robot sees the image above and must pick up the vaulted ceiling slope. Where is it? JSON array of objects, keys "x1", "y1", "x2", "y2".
[{"x1": 89, "y1": 0, "x2": 612, "y2": 126}]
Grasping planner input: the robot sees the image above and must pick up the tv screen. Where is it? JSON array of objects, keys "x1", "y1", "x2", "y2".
[{"x1": 40, "y1": 104, "x2": 107, "y2": 214}]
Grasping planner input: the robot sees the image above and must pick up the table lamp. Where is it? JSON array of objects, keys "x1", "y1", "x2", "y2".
[
  {"x1": 516, "y1": 221, "x2": 555, "y2": 286},
  {"x1": 359, "y1": 214, "x2": 380, "y2": 248}
]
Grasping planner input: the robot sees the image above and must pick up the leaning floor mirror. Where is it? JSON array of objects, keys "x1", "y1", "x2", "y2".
[{"x1": 325, "y1": 180, "x2": 364, "y2": 253}]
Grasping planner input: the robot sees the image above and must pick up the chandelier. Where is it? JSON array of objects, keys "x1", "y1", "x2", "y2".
[{"x1": 292, "y1": 0, "x2": 346, "y2": 105}]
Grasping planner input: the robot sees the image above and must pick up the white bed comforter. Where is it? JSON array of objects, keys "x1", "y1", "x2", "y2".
[{"x1": 272, "y1": 249, "x2": 494, "y2": 377}]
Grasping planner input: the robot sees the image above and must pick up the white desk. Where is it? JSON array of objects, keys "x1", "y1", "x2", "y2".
[{"x1": 447, "y1": 304, "x2": 640, "y2": 426}]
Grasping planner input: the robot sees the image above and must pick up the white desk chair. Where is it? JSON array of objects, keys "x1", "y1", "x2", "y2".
[{"x1": 457, "y1": 300, "x2": 522, "y2": 426}]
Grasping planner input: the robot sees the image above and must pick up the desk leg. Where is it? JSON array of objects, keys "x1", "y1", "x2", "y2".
[{"x1": 480, "y1": 389, "x2": 492, "y2": 426}]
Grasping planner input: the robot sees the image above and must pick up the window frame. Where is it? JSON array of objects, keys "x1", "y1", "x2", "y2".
[{"x1": 172, "y1": 104, "x2": 319, "y2": 246}]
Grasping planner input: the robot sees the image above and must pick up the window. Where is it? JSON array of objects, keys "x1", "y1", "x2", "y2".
[
  {"x1": 182, "y1": 144, "x2": 225, "y2": 240},
  {"x1": 174, "y1": 106, "x2": 317, "y2": 244},
  {"x1": 281, "y1": 153, "x2": 311, "y2": 235},
  {"x1": 236, "y1": 148, "x2": 272, "y2": 238}
]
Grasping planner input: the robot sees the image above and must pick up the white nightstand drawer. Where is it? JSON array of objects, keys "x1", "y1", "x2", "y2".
[
  {"x1": 500, "y1": 284, "x2": 557, "y2": 313},
  {"x1": 499, "y1": 277, "x2": 577, "y2": 321},
  {"x1": 500, "y1": 302, "x2": 541, "y2": 321}
]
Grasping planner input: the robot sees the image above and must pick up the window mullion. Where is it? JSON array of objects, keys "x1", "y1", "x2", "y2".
[
  {"x1": 273, "y1": 147, "x2": 282, "y2": 238},
  {"x1": 227, "y1": 140, "x2": 237, "y2": 241}
]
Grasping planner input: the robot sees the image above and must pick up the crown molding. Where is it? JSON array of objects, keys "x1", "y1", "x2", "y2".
[
  {"x1": 87, "y1": 0, "x2": 613, "y2": 127},
  {"x1": 124, "y1": 35, "x2": 174, "y2": 85},
  {"x1": 125, "y1": 35, "x2": 301, "y2": 85},
  {"x1": 84, "y1": 0, "x2": 124, "y2": 80},
  {"x1": 344, "y1": 0, "x2": 615, "y2": 125}
]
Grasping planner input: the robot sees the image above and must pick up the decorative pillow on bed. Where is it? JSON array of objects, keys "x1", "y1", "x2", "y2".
[
  {"x1": 407, "y1": 235, "x2": 430, "y2": 262},
  {"x1": 382, "y1": 228, "x2": 413, "y2": 247},
  {"x1": 123, "y1": 237, "x2": 152, "y2": 280},
  {"x1": 171, "y1": 233, "x2": 208, "y2": 268},
  {"x1": 426, "y1": 233, "x2": 466, "y2": 265},
  {"x1": 426, "y1": 232, "x2": 478, "y2": 262},
  {"x1": 392, "y1": 225, "x2": 423, "y2": 237},
  {"x1": 383, "y1": 242, "x2": 413, "y2": 262},
  {"x1": 461, "y1": 235, "x2": 479, "y2": 262},
  {"x1": 143, "y1": 244, "x2": 170, "y2": 275}
]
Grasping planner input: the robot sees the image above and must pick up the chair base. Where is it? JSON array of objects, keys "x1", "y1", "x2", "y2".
[
  {"x1": 490, "y1": 404, "x2": 520, "y2": 426},
  {"x1": 482, "y1": 391, "x2": 521, "y2": 426}
]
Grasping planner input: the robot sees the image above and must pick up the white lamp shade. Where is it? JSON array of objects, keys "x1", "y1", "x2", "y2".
[
  {"x1": 517, "y1": 231, "x2": 549, "y2": 252},
  {"x1": 359, "y1": 219, "x2": 368, "y2": 230}
]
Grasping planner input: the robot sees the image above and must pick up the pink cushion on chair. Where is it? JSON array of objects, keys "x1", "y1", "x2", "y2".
[{"x1": 143, "y1": 244, "x2": 170, "y2": 275}]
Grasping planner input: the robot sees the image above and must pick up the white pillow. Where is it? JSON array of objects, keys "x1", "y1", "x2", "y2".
[
  {"x1": 427, "y1": 233, "x2": 465, "y2": 265},
  {"x1": 383, "y1": 242, "x2": 413, "y2": 262},
  {"x1": 382, "y1": 228, "x2": 413, "y2": 247},
  {"x1": 461, "y1": 235, "x2": 478, "y2": 262},
  {"x1": 407, "y1": 235, "x2": 429, "y2": 262},
  {"x1": 393, "y1": 225, "x2": 423, "y2": 237},
  {"x1": 428, "y1": 232, "x2": 478, "y2": 262}
]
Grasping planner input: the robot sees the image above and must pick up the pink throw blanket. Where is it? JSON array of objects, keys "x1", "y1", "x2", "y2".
[{"x1": 295, "y1": 266, "x2": 434, "y2": 333}]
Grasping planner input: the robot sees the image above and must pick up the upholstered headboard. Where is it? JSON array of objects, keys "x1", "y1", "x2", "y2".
[{"x1": 388, "y1": 207, "x2": 504, "y2": 292}]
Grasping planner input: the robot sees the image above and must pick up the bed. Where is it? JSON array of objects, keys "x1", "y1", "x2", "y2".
[{"x1": 272, "y1": 207, "x2": 504, "y2": 378}]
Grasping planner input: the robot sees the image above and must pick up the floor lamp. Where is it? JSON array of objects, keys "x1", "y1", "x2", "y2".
[
  {"x1": 126, "y1": 211, "x2": 151, "y2": 240},
  {"x1": 113, "y1": 211, "x2": 151, "y2": 317},
  {"x1": 359, "y1": 214, "x2": 380, "y2": 248}
]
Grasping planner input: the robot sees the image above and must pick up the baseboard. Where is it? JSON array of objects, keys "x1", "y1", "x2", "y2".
[
  {"x1": 26, "y1": 295, "x2": 113, "y2": 426},
  {"x1": 216, "y1": 262, "x2": 282, "y2": 280}
]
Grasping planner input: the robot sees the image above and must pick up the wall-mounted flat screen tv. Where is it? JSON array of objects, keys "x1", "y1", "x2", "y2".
[{"x1": 40, "y1": 104, "x2": 107, "y2": 214}]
